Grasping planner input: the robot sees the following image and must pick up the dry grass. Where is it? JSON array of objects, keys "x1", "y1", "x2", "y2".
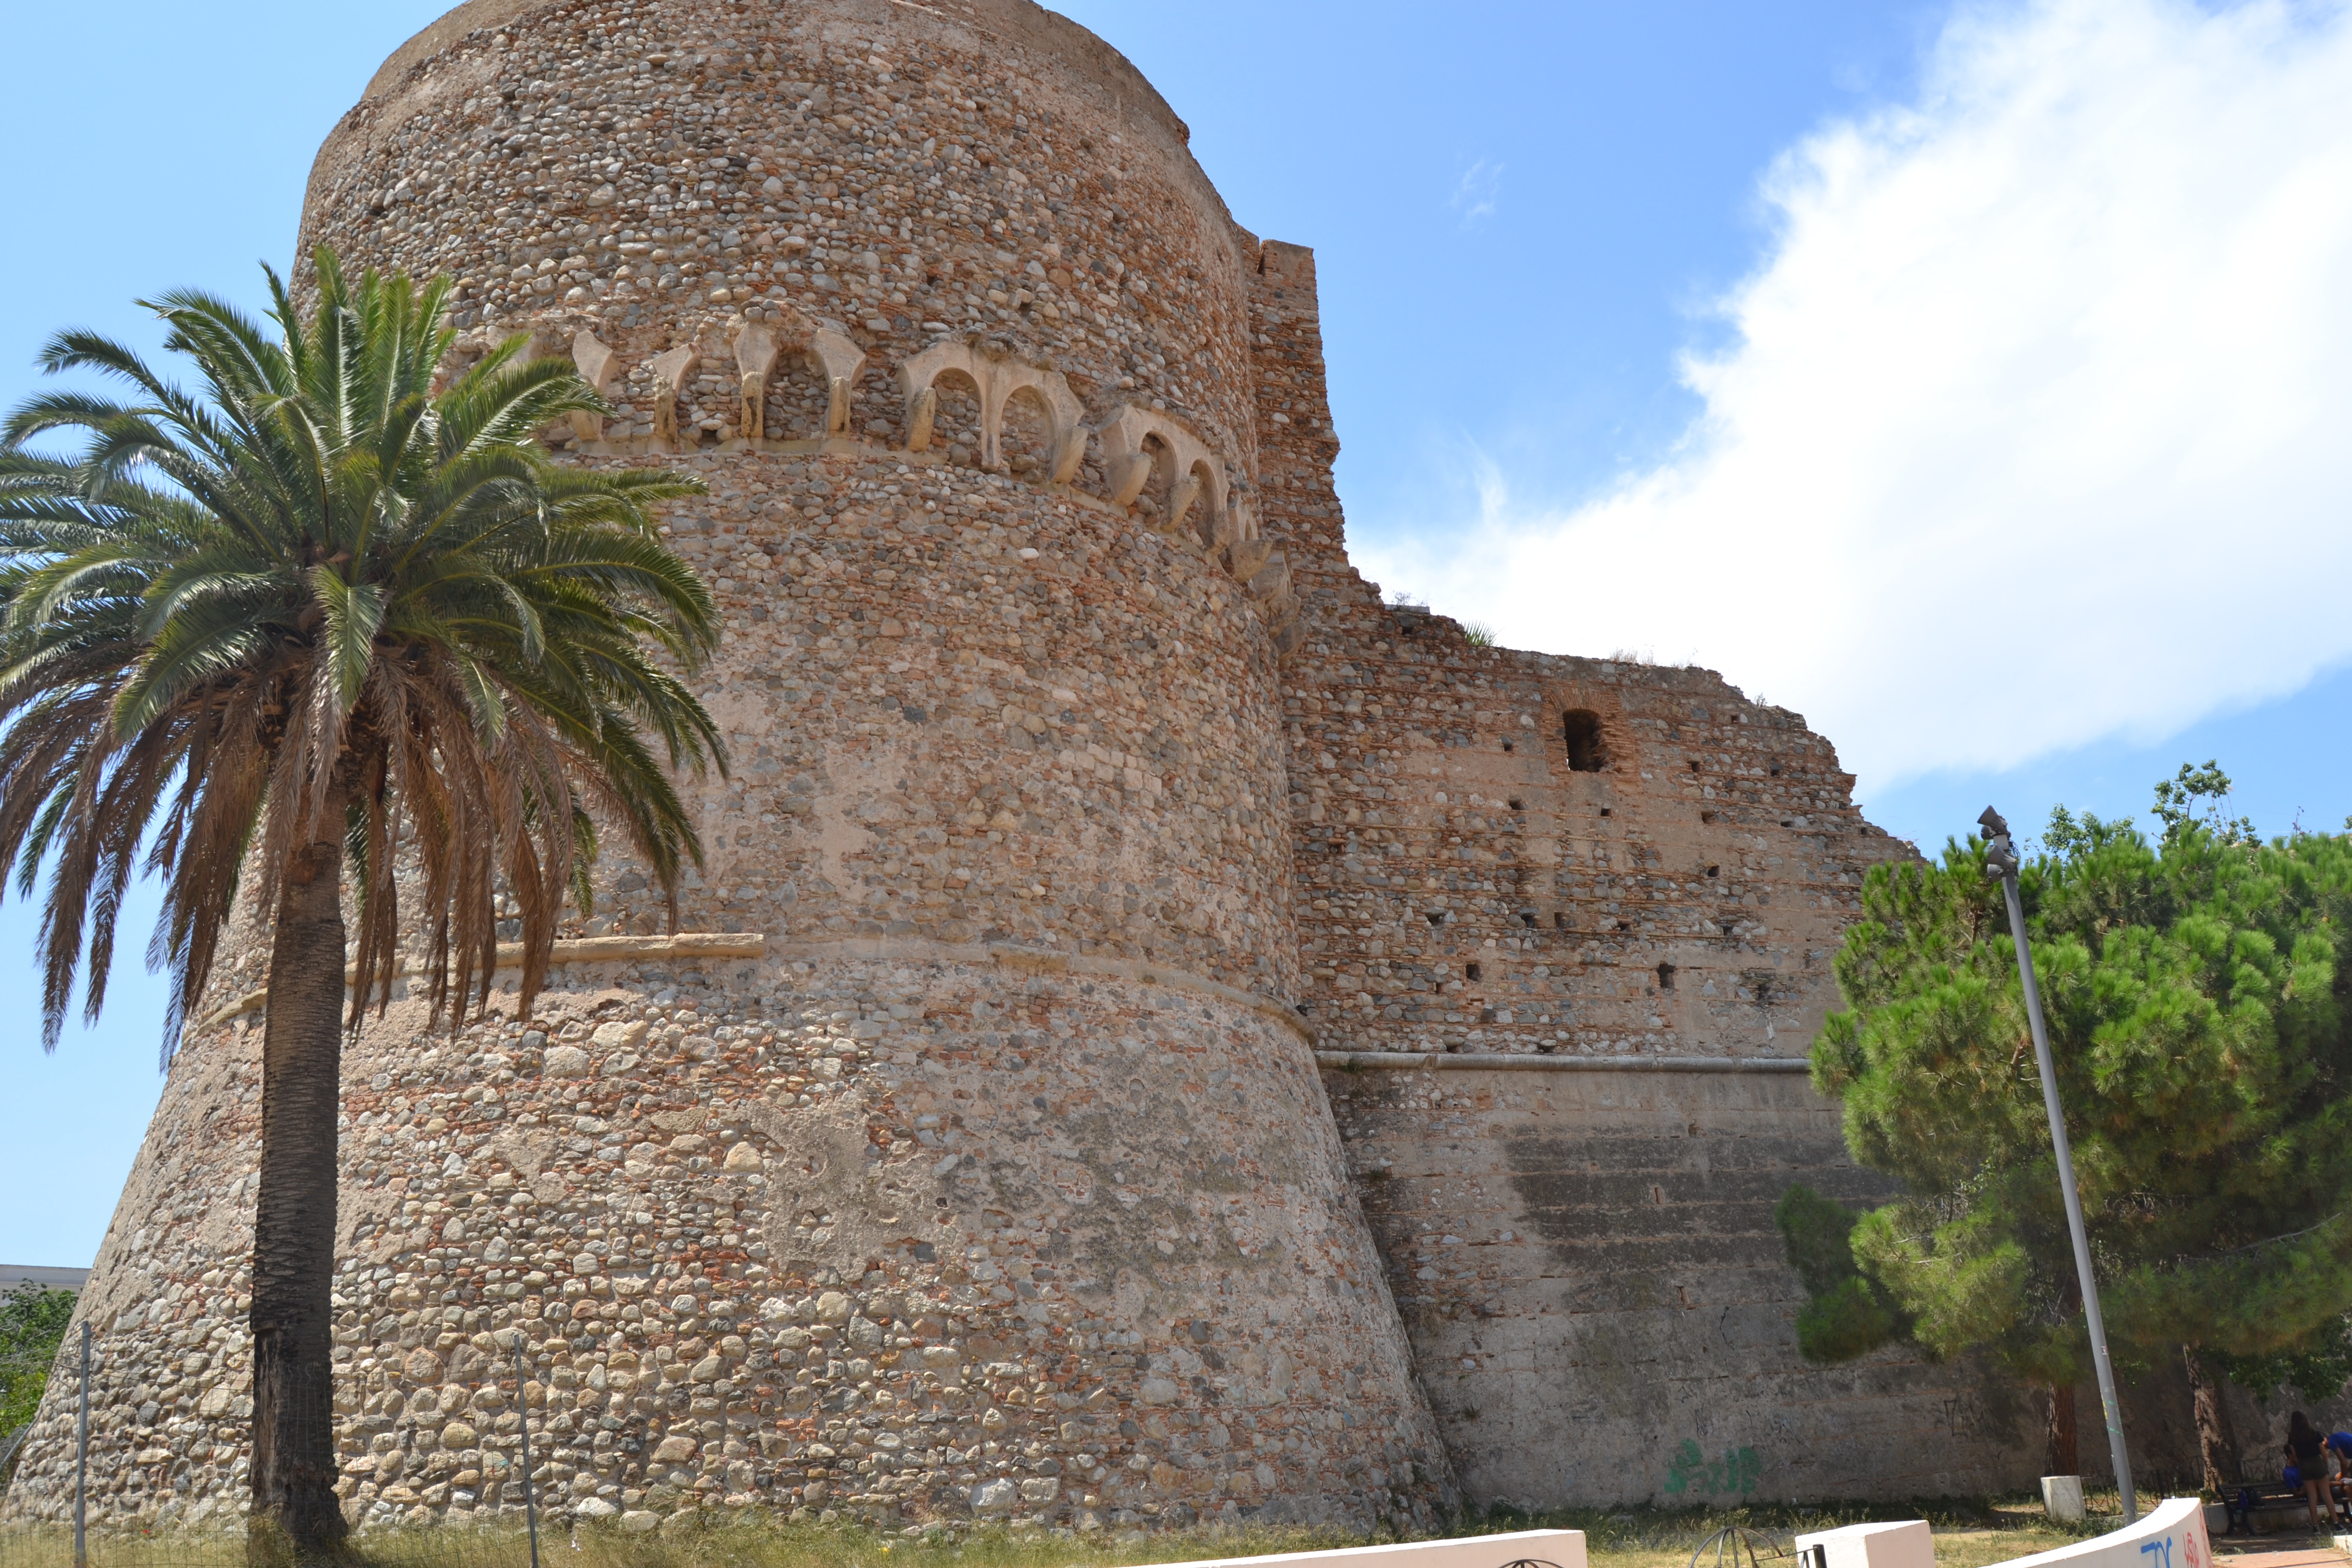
[{"x1": 0, "y1": 1497, "x2": 2126, "y2": 1568}]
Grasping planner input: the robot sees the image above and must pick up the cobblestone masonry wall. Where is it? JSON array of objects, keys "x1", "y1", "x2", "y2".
[
  {"x1": 2, "y1": 0, "x2": 1444, "y2": 1538},
  {"x1": 4, "y1": 961, "x2": 1442, "y2": 1535},
  {"x1": 7, "y1": 0, "x2": 2066, "y2": 1536}
]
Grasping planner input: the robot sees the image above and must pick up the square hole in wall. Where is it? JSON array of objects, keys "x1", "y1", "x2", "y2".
[
  {"x1": 1508, "y1": 798, "x2": 1524, "y2": 812},
  {"x1": 1599, "y1": 807, "x2": 1612, "y2": 818},
  {"x1": 1465, "y1": 963, "x2": 1481, "y2": 982},
  {"x1": 1707, "y1": 865, "x2": 1720, "y2": 878},
  {"x1": 1700, "y1": 810, "x2": 1718, "y2": 825},
  {"x1": 1519, "y1": 911, "x2": 1538, "y2": 928},
  {"x1": 1562, "y1": 710, "x2": 1606, "y2": 772}
]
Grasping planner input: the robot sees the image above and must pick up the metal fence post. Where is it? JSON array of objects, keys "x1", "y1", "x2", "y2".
[
  {"x1": 73, "y1": 1322, "x2": 89, "y2": 1568},
  {"x1": 516, "y1": 1342, "x2": 541, "y2": 1568}
]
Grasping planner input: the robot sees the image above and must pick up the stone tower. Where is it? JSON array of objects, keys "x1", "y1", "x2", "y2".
[{"x1": 2, "y1": 0, "x2": 1451, "y2": 1536}]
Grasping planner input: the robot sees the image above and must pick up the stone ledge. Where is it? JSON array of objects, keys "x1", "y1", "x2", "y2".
[
  {"x1": 193, "y1": 931, "x2": 1316, "y2": 1046},
  {"x1": 757, "y1": 935, "x2": 1315, "y2": 1045},
  {"x1": 984, "y1": 942, "x2": 1314, "y2": 1045},
  {"x1": 195, "y1": 932, "x2": 768, "y2": 1031},
  {"x1": 1314, "y1": 1050, "x2": 1811, "y2": 1073}
]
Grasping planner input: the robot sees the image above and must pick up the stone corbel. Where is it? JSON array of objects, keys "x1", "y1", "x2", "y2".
[
  {"x1": 1223, "y1": 538, "x2": 1302, "y2": 654},
  {"x1": 1108, "y1": 452, "x2": 1153, "y2": 507},
  {"x1": 733, "y1": 325, "x2": 781, "y2": 441},
  {"x1": 650, "y1": 344, "x2": 699, "y2": 447},
  {"x1": 811, "y1": 327, "x2": 866, "y2": 437},
  {"x1": 1164, "y1": 474, "x2": 1204, "y2": 538},
  {"x1": 904, "y1": 386, "x2": 938, "y2": 452},
  {"x1": 1226, "y1": 539, "x2": 1275, "y2": 582},
  {"x1": 1224, "y1": 540, "x2": 1292, "y2": 604},
  {"x1": 569, "y1": 330, "x2": 621, "y2": 445},
  {"x1": 1249, "y1": 554, "x2": 1293, "y2": 604}
]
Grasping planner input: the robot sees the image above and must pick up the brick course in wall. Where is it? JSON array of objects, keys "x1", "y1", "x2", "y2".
[{"x1": 5, "y1": 0, "x2": 2052, "y2": 1537}]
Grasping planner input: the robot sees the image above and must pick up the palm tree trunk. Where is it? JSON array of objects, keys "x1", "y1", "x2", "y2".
[
  {"x1": 248, "y1": 812, "x2": 350, "y2": 1563},
  {"x1": 2047, "y1": 1382, "x2": 2079, "y2": 1477},
  {"x1": 2184, "y1": 1344, "x2": 2240, "y2": 1496}
]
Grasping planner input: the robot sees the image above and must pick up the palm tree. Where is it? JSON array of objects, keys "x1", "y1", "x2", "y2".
[{"x1": 0, "y1": 250, "x2": 725, "y2": 1557}]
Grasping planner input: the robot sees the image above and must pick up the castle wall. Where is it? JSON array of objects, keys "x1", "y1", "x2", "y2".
[
  {"x1": 1247, "y1": 252, "x2": 1903, "y2": 1060},
  {"x1": 1247, "y1": 248, "x2": 2044, "y2": 1505},
  {"x1": 1324, "y1": 1060, "x2": 2040, "y2": 1506}
]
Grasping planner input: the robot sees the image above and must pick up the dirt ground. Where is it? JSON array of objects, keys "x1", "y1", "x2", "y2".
[{"x1": 0, "y1": 1495, "x2": 2300, "y2": 1568}]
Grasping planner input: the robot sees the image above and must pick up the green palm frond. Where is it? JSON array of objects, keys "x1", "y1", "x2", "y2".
[{"x1": 0, "y1": 244, "x2": 722, "y2": 1055}]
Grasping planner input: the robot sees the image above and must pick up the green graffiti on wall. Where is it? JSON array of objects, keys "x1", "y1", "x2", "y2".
[{"x1": 1663, "y1": 1439, "x2": 1762, "y2": 1497}]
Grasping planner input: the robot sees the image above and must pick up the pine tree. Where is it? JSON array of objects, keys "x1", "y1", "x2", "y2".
[{"x1": 1785, "y1": 767, "x2": 2352, "y2": 1492}]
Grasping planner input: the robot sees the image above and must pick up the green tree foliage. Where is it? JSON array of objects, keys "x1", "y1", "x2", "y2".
[
  {"x1": 0, "y1": 1284, "x2": 76, "y2": 1481},
  {"x1": 1787, "y1": 766, "x2": 2352, "y2": 1479},
  {"x1": 2217, "y1": 1312, "x2": 2352, "y2": 1405},
  {"x1": 1774, "y1": 1187, "x2": 1908, "y2": 1363}
]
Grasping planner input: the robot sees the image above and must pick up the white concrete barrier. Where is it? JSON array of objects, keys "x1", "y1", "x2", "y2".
[
  {"x1": 1996, "y1": 1497, "x2": 2213, "y2": 1568},
  {"x1": 1136, "y1": 1529, "x2": 1587, "y2": 1568},
  {"x1": 1795, "y1": 1519, "x2": 1934, "y2": 1568},
  {"x1": 2043, "y1": 1477, "x2": 2088, "y2": 1523}
]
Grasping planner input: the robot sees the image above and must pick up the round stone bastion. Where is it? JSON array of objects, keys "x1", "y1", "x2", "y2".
[{"x1": 1, "y1": 0, "x2": 1450, "y2": 1539}]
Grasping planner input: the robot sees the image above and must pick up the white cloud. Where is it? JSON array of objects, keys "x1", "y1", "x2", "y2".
[
  {"x1": 1450, "y1": 158, "x2": 1503, "y2": 227},
  {"x1": 1362, "y1": 0, "x2": 2352, "y2": 788}
]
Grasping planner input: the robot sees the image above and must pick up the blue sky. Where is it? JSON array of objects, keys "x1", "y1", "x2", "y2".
[{"x1": 6, "y1": 0, "x2": 2351, "y2": 1266}]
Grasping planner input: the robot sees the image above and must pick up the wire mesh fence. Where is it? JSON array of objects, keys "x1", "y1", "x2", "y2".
[{"x1": 0, "y1": 1329, "x2": 563, "y2": 1568}]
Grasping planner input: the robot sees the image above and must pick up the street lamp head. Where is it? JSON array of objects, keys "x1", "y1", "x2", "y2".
[{"x1": 1980, "y1": 805, "x2": 2020, "y2": 879}]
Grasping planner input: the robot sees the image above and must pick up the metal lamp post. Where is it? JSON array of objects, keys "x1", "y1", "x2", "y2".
[{"x1": 1980, "y1": 806, "x2": 2137, "y2": 1523}]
